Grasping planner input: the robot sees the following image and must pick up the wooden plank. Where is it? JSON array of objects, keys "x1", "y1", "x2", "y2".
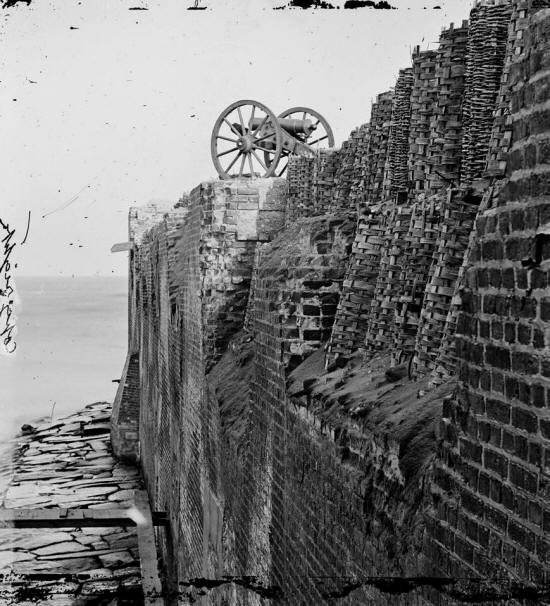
[
  {"x1": 0, "y1": 507, "x2": 169, "y2": 529},
  {"x1": 0, "y1": 508, "x2": 136, "y2": 528},
  {"x1": 111, "y1": 241, "x2": 133, "y2": 253},
  {"x1": 134, "y1": 490, "x2": 164, "y2": 606}
]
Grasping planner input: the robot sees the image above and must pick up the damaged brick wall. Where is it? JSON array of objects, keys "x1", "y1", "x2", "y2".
[
  {"x1": 418, "y1": 0, "x2": 546, "y2": 385},
  {"x1": 210, "y1": 215, "x2": 444, "y2": 604},
  {"x1": 485, "y1": 0, "x2": 550, "y2": 179},
  {"x1": 327, "y1": 87, "x2": 401, "y2": 361},
  {"x1": 113, "y1": 3, "x2": 550, "y2": 605},
  {"x1": 125, "y1": 179, "x2": 286, "y2": 597},
  {"x1": 427, "y1": 7, "x2": 550, "y2": 591},
  {"x1": 412, "y1": 189, "x2": 484, "y2": 379}
]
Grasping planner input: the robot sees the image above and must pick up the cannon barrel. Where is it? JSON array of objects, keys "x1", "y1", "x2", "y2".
[{"x1": 250, "y1": 117, "x2": 315, "y2": 137}]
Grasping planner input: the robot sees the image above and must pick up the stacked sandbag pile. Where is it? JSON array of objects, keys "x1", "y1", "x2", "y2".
[
  {"x1": 425, "y1": 21, "x2": 469, "y2": 193},
  {"x1": 461, "y1": 0, "x2": 513, "y2": 186},
  {"x1": 285, "y1": 155, "x2": 314, "y2": 226},
  {"x1": 364, "y1": 203, "x2": 414, "y2": 356},
  {"x1": 412, "y1": 188, "x2": 484, "y2": 377},
  {"x1": 407, "y1": 47, "x2": 438, "y2": 196},
  {"x1": 363, "y1": 91, "x2": 394, "y2": 206},
  {"x1": 312, "y1": 148, "x2": 340, "y2": 216},
  {"x1": 392, "y1": 194, "x2": 443, "y2": 364},
  {"x1": 384, "y1": 67, "x2": 414, "y2": 198}
]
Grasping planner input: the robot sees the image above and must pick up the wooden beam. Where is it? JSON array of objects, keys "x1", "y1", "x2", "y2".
[
  {"x1": 134, "y1": 490, "x2": 165, "y2": 605},
  {"x1": 0, "y1": 496, "x2": 167, "y2": 604},
  {"x1": 0, "y1": 508, "x2": 136, "y2": 528},
  {"x1": 111, "y1": 241, "x2": 133, "y2": 253},
  {"x1": 0, "y1": 507, "x2": 168, "y2": 529}
]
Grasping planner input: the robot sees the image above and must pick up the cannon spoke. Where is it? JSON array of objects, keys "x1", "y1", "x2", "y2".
[
  {"x1": 277, "y1": 160, "x2": 288, "y2": 177},
  {"x1": 247, "y1": 152, "x2": 255, "y2": 177},
  {"x1": 223, "y1": 118, "x2": 242, "y2": 138},
  {"x1": 225, "y1": 151, "x2": 242, "y2": 174},
  {"x1": 239, "y1": 154, "x2": 246, "y2": 177},
  {"x1": 249, "y1": 105, "x2": 256, "y2": 130},
  {"x1": 308, "y1": 134, "x2": 328, "y2": 146},
  {"x1": 251, "y1": 115, "x2": 268, "y2": 137},
  {"x1": 217, "y1": 146, "x2": 239, "y2": 158},
  {"x1": 253, "y1": 132, "x2": 275, "y2": 145},
  {"x1": 217, "y1": 135, "x2": 238, "y2": 144},
  {"x1": 237, "y1": 107, "x2": 246, "y2": 133},
  {"x1": 251, "y1": 149, "x2": 267, "y2": 170}
]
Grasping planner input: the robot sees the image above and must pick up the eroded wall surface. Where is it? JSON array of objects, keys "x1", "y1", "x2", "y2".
[
  {"x1": 429, "y1": 7, "x2": 550, "y2": 591},
  {"x1": 111, "y1": 2, "x2": 550, "y2": 604}
]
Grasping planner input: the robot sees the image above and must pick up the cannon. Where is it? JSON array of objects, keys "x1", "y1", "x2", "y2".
[{"x1": 211, "y1": 99, "x2": 334, "y2": 179}]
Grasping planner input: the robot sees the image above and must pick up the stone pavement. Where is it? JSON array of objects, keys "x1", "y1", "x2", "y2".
[{"x1": 0, "y1": 401, "x2": 144, "y2": 605}]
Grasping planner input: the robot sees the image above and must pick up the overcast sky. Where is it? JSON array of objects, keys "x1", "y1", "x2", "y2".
[{"x1": 1, "y1": 0, "x2": 474, "y2": 277}]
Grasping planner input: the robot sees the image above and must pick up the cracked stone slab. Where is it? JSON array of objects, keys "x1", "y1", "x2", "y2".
[
  {"x1": 34, "y1": 541, "x2": 90, "y2": 556},
  {"x1": 3, "y1": 532, "x2": 74, "y2": 552},
  {"x1": 98, "y1": 550, "x2": 134, "y2": 568},
  {"x1": 0, "y1": 550, "x2": 35, "y2": 568}
]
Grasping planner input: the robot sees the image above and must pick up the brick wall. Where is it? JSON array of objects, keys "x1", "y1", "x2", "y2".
[
  {"x1": 427, "y1": 7, "x2": 550, "y2": 592},
  {"x1": 214, "y1": 216, "x2": 450, "y2": 604},
  {"x1": 485, "y1": 0, "x2": 550, "y2": 179},
  {"x1": 110, "y1": 351, "x2": 140, "y2": 462},
  {"x1": 126, "y1": 178, "x2": 286, "y2": 595},
  {"x1": 111, "y1": 4, "x2": 550, "y2": 604}
]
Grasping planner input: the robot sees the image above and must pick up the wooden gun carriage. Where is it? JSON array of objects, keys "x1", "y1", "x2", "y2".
[{"x1": 211, "y1": 99, "x2": 334, "y2": 179}]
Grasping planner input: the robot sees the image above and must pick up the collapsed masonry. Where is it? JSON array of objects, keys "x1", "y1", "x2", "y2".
[{"x1": 111, "y1": 1, "x2": 550, "y2": 603}]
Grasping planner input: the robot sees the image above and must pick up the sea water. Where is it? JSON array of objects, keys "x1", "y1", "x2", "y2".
[{"x1": 0, "y1": 276, "x2": 128, "y2": 448}]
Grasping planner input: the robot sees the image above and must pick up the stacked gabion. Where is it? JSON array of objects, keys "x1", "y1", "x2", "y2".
[
  {"x1": 364, "y1": 91, "x2": 394, "y2": 206},
  {"x1": 331, "y1": 127, "x2": 363, "y2": 214},
  {"x1": 285, "y1": 155, "x2": 314, "y2": 226},
  {"x1": 461, "y1": 0, "x2": 512, "y2": 186},
  {"x1": 413, "y1": 188, "x2": 483, "y2": 378},
  {"x1": 392, "y1": 195, "x2": 443, "y2": 364},
  {"x1": 327, "y1": 204, "x2": 385, "y2": 360},
  {"x1": 312, "y1": 148, "x2": 340, "y2": 215},
  {"x1": 407, "y1": 48, "x2": 438, "y2": 196},
  {"x1": 384, "y1": 67, "x2": 414, "y2": 198},
  {"x1": 349, "y1": 123, "x2": 370, "y2": 211},
  {"x1": 364, "y1": 203, "x2": 414, "y2": 356},
  {"x1": 425, "y1": 21, "x2": 469, "y2": 193}
]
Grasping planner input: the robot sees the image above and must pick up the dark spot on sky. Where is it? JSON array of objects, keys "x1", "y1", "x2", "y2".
[
  {"x1": 287, "y1": 0, "x2": 337, "y2": 7},
  {"x1": 2, "y1": 0, "x2": 31, "y2": 7},
  {"x1": 69, "y1": 26, "x2": 79, "y2": 29},
  {"x1": 344, "y1": 0, "x2": 395, "y2": 7},
  {"x1": 129, "y1": 6, "x2": 148, "y2": 9}
]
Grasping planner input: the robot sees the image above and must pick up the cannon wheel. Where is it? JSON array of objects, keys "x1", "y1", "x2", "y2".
[
  {"x1": 211, "y1": 99, "x2": 283, "y2": 179},
  {"x1": 264, "y1": 106, "x2": 335, "y2": 177}
]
